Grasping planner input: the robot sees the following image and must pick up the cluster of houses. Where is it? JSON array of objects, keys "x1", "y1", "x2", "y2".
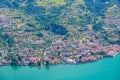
[
  {"x1": 0, "y1": 29, "x2": 119, "y2": 66},
  {"x1": 0, "y1": 26, "x2": 120, "y2": 66},
  {"x1": 12, "y1": 31, "x2": 119, "y2": 66},
  {"x1": 43, "y1": 36, "x2": 120, "y2": 64},
  {"x1": 0, "y1": 8, "x2": 120, "y2": 66}
]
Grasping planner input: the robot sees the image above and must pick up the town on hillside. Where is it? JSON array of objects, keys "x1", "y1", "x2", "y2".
[{"x1": 0, "y1": 0, "x2": 120, "y2": 67}]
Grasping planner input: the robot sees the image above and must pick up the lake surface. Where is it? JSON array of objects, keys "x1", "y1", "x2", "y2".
[{"x1": 0, "y1": 55, "x2": 120, "y2": 80}]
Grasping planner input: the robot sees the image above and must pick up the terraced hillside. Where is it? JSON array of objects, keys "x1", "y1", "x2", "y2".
[{"x1": 0, "y1": 0, "x2": 120, "y2": 66}]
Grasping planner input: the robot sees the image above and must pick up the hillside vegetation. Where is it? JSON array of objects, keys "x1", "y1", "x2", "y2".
[{"x1": 0, "y1": 0, "x2": 120, "y2": 66}]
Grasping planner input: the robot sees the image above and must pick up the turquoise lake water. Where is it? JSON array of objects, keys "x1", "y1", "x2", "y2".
[{"x1": 0, "y1": 55, "x2": 120, "y2": 80}]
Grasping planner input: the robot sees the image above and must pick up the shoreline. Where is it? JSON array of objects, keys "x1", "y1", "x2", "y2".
[
  {"x1": 0, "y1": 53, "x2": 119, "y2": 67},
  {"x1": 1, "y1": 54, "x2": 120, "y2": 80}
]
